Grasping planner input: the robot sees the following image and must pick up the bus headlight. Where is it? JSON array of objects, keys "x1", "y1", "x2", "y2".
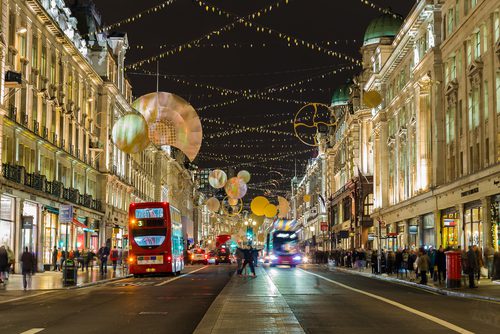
[
  {"x1": 293, "y1": 255, "x2": 302, "y2": 261},
  {"x1": 270, "y1": 255, "x2": 278, "y2": 260}
]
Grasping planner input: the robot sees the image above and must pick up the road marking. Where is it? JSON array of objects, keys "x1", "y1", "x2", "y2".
[
  {"x1": 0, "y1": 291, "x2": 53, "y2": 305},
  {"x1": 155, "y1": 266, "x2": 208, "y2": 286},
  {"x1": 299, "y1": 269, "x2": 474, "y2": 334},
  {"x1": 19, "y1": 328, "x2": 45, "y2": 334}
]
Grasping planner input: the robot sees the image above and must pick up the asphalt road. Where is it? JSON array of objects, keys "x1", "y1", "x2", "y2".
[
  {"x1": 0, "y1": 264, "x2": 235, "y2": 334},
  {"x1": 269, "y1": 264, "x2": 500, "y2": 333},
  {"x1": 2, "y1": 263, "x2": 500, "y2": 334}
]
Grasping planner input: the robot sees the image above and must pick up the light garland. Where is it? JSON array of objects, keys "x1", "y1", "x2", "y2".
[
  {"x1": 87, "y1": 0, "x2": 178, "y2": 37},
  {"x1": 195, "y1": 0, "x2": 361, "y2": 65},
  {"x1": 125, "y1": 0, "x2": 292, "y2": 69},
  {"x1": 359, "y1": 0, "x2": 401, "y2": 19}
]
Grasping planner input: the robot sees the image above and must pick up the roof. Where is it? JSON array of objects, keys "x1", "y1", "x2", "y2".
[
  {"x1": 330, "y1": 85, "x2": 350, "y2": 107},
  {"x1": 363, "y1": 13, "x2": 403, "y2": 46}
]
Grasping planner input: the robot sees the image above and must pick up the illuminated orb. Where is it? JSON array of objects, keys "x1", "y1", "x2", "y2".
[
  {"x1": 303, "y1": 194, "x2": 311, "y2": 202},
  {"x1": 111, "y1": 113, "x2": 150, "y2": 154},
  {"x1": 264, "y1": 204, "x2": 278, "y2": 218},
  {"x1": 251, "y1": 196, "x2": 269, "y2": 216},
  {"x1": 237, "y1": 170, "x2": 251, "y2": 184},
  {"x1": 206, "y1": 197, "x2": 220, "y2": 212},
  {"x1": 363, "y1": 90, "x2": 383, "y2": 108},
  {"x1": 209, "y1": 169, "x2": 227, "y2": 189},
  {"x1": 224, "y1": 177, "x2": 248, "y2": 199},
  {"x1": 228, "y1": 198, "x2": 239, "y2": 206}
]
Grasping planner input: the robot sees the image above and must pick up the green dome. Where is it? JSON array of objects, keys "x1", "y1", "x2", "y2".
[
  {"x1": 363, "y1": 13, "x2": 403, "y2": 46},
  {"x1": 331, "y1": 85, "x2": 350, "y2": 107}
]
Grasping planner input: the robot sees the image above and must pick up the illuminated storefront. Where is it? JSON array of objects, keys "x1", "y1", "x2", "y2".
[
  {"x1": 422, "y1": 214, "x2": 435, "y2": 249},
  {"x1": 41, "y1": 206, "x2": 59, "y2": 268},
  {"x1": 441, "y1": 208, "x2": 459, "y2": 249},
  {"x1": 0, "y1": 195, "x2": 15, "y2": 250},
  {"x1": 22, "y1": 201, "x2": 38, "y2": 253},
  {"x1": 463, "y1": 202, "x2": 483, "y2": 248},
  {"x1": 491, "y1": 195, "x2": 499, "y2": 252}
]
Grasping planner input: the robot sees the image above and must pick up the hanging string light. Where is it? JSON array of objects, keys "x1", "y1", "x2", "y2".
[
  {"x1": 194, "y1": 0, "x2": 361, "y2": 65},
  {"x1": 125, "y1": 0, "x2": 292, "y2": 69},
  {"x1": 359, "y1": 0, "x2": 401, "y2": 19}
]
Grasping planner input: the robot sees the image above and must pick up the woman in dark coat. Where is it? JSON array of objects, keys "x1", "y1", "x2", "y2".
[{"x1": 20, "y1": 247, "x2": 36, "y2": 290}]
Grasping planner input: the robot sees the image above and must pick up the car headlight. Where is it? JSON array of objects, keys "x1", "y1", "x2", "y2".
[
  {"x1": 270, "y1": 255, "x2": 278, "y2": 260},
  {"x1": 293, "y1": 256, "x2": 301, "y2": 261}
]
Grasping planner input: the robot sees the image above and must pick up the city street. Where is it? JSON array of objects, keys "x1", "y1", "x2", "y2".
[{"x1": 1, "y1": 265, "x2": 499, "y2": 333}]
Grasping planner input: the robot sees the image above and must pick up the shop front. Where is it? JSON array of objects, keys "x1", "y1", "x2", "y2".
[
  {"x1": 422, "y1": 213, "x2": 435, "y2": 249},
  {"x1": 396, "y1": 222, "x2": 406, "y2": 249},
  {"x1": 21, "y1": 201, "x2": 38, "y2": 254},
  {"x1": 408, "y1": 218, "x2": 419, "y2": 249},
  {"x1": 0, "y1": 195, "x2": 15, "y2": 251},
  {"x1": 41, "y1": 206, "x2": 59, "y2": 269},
  {"x1": 463, "y1": 201, "x2": 483, "y2": 248},
  {"x1": 492, "y1": 195, "x2": 499, "y2": 252},
  {"x1": 441, "y1": 208, "x2": 459, "y2": 249}
]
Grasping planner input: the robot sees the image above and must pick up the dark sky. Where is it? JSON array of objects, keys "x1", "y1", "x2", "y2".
[{"x1": 92, "y1": 0, "x2": 414, "y2": 199}]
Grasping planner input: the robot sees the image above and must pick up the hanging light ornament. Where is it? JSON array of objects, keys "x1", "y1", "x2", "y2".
[
  {"x1": 237, "y1": 170, "x2": 251, "y2": 184},
  {"x1": 111, "y1": 113, "x2": 150, "y2": 154},
  {"x1": 224, "y1": 177, "x2": 248, "y2": 199},
  {"x1": 209, "y1": 169, "x2": 228, "y2": 189}
]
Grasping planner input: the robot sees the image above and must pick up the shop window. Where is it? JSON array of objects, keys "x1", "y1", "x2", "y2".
[
  {"x1": 0, "y1": 196, "x2": 15, "y2": 249},
  {"x1": 422, "y1": 214, "x2": 435, "y2": 248},
  {"x1": 363, "y1": 194, "x2": 374, "y2": 216},
  {"x1": 442, "y1": 210, "x2": 459, "y2": 249}
]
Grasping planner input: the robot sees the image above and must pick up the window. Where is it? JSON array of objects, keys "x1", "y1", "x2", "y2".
[
  {"x1": 450, "y1": 56, "x2": 456, "y2": 80},
  {"x1": 466, "y1": 40, "x2": 472, "y2": 65},
  {"x1": 459, "y1": 100, "x2": 463, "y2": 135},
  {"x1": 8, "y1": 12, "x2": 15, "y2": 47},
  {"x1": 455, "y1": 0, "x2": 460, "y2": 26},
  {"x1": 363, "y1": 194, "x2": 374, "y2": 216},
  {"x1": 41, "y1": 46, "x2": 47, "y2": 77},
  {"x1": 50, "y1": 54, "x2": 56, "y2": 85},
  {"x1": 496, "y1": 72, "x2": 500, "y2": 115},
  {"x1": 31, "y1": 35, "x2": 38, "y2": 69},
  {"x1": 446, "y1": 105, "x2": 456, "y2": 143},
  {"x1": 482, "y1": 25, "x2": 488, "y2": 54},
  {"x1": 483, "y1": 81, "x2": 489, "y2": 121},
  {"x1": 447, "y1": 8, "x2": 455, "y2": 35},
  {"x1": 19, "y1": 28, "x2": 27, "y2": 58},
  {"x1": 474, "y1": 30, "x2": 481, "y2": 59},
  {"x1": 495, "y1": 12, "x2": 500, "y2": 41}
]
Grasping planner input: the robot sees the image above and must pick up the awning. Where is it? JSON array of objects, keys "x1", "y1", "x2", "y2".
[{"x1": 72, "y1": 218, "x2": 87, "y2": 229}]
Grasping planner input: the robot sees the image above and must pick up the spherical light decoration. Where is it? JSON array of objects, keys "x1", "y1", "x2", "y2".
[
  {"x1": 363, "y1": 90, "x2": 383, "y2": 108},
  {"x1": 237, "y1": 170, "x2": 251, "y2": 184},
  {"x1": 111, "y1": 113, "x2": 150, "y2": 154},
  {"x1": 303, "y1": 194, "x2": 311, "y2": 203},
  {"x1": 277, "y1": 196, "x2": 290, "y2": 218},
  {"x1": 228, "y1": 198, "x2": 239, "y2": 206},
  {"x1": 251, "y1": 196, "x2": 269, "y2": 216},
  {"x1": 206, "y1": 197, "x2": 220, "y2": 212},
  {"x1": 224, "y1": 177, "x2": 247, "y2": 199},
  {"x1": 208, "y1": 169, "x2": 227, "y2": 189},
  {"x1": 264, "y1": 204, "x2": 278, "y2": 218}
]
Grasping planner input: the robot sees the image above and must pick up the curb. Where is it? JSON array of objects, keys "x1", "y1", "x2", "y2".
[
  {"x1": 326, "y1": 265, "x2": 500, "y2": 303},
  {"x1": 68, "y1": 274, "x2": 133, "y2": 289}
]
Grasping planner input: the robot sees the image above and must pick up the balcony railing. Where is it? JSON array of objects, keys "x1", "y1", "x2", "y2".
[{"x1": 2, "y1": 163, "x2": 103, "y2": 212}]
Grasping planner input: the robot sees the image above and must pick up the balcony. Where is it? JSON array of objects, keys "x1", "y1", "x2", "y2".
[
  {"x1": 7, "y1": 105, "x2": 17, "y2": 120},
  {"x1": 63, "y1": 187, "x2": 79, "y2": 203},
  {"x1": 45, "y1": 180, "x2": 62, "y2": 197},
  {"x1": 33, "y1": 121, "x2": 40, "y2": 134},
  {"x1": 20, "y1": 112, "x2": 29, "y2": 127},
  {"x1": 24, "y1": 172, "x2": 46, "y2": 191},
  {"x1": 2, "y1": 163, "x2": 23, "y2": 183}
]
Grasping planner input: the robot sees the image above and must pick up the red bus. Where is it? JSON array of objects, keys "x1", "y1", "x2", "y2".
[{"x1": 128, "y1": 202, "x2": 184, "y2": 276}]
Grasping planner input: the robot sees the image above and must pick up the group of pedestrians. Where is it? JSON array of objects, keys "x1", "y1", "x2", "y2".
[
  {"x1": 1, "y1": 245, "x2": 36, "y2": 290},
  {"x1": 235, "y1": 245, "x2": 258, "y2": 278},
  {"x1": 50, "y1": 244, "x2": 120, "y2": 275}
]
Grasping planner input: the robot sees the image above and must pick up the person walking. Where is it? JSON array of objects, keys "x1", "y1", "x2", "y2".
[
  {"x1": 475, "y1": 246, "x2": 483, "y2": 281},
  {"x1": 97, "y1": 244, "x2": 110, "y2": 275},
  {"x1": 467, "y1": 246, "x2": 479, "y2": 288},
  {"x1": 484, "y1": 246, "x2": 494, "y2": 279},
  {"x1": 110, "y1": 246, "x2": 119, "y2": 271},
  {"x1": 370, "y1": 249, "x2": 377, "y2": 274},
  {"x1": 52, "y1": 246, "x2": 58, "y2": 271},
  {"x1": 86, "y1": 249, "x2": 95, "y2": 271},
  {"x1": 417, "y1": 248, "x2": 430, "y2": 285},
  {"x1": 59, "y1": 250, "x2": 66, "y2": 271},
  {"x1": 235, "y1": 246, "x2": 244, "y2": 274},
  {"x1": 20, "y1": 247, "x2": 35, "y2": 291},
  {"x1": 402, "y1": 248, "x2": 409, "y2": 278},
  {"x1": 0, "y1": 245, "x2": 9, "y2": 285},
  {"x1": 395, "y1": 249, "x2": 403, "y2": 278},
  {"x1": 436, "y1": 246, "x2": 446, "y2": 284},
  {"x1": 238, "y1": 246, "x2": 256, "y2": 277}
]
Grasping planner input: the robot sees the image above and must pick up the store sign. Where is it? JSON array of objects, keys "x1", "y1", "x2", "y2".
[
  {"x1": 368, "y1": 233, "x2": 375, "y2": 241},
  {"x1": 320, "y1": 222, "x2": 328, "y2": 231},
  {"x1": 443, "y1": 219, "x2": 456, "y2": 227},
  {"x1": 409, "y1": 225, "x2": 418, "y2": 234},
  {"x1": 59, "y1": 205, "x2": 73, "y2": 223},
  {"x1": 22, "y1": 216, "x2": 33, "y2": 229}
]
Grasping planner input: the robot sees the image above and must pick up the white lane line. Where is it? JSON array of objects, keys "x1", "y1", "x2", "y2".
[
  {"x1": 155, "y1": 266, "x2": 208, "y2": 286},
  {"x1": 19, "y1": 328, "x2": 45, "y2": 334},
  {"x1": 0, "y1": 291, "x2": 53, "y2": 305},
  {"x1": 299, "y1": 269, "x2": 474, "y2": 334}
]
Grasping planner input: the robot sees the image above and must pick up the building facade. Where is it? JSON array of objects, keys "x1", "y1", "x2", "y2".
[{"x1": 365, "y1": 0, "x2": 500, "y2": 253}]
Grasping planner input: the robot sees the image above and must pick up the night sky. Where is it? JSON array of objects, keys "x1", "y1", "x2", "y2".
[{"x1": 92, "y1": 0, "x2": 414, "y2": 199}]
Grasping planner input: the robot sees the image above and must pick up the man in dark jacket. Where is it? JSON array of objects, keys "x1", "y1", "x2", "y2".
[
  {"x1": 237, "y1": 246, "x2": 256, "y2": 277},
  {"x1": 52, "y1": 246, "x2": 58, "y2": 271},
  {"x1": 435, "y1": 246, "x2": 446, "y2": 284},
  {"x1": 467, "y1": 246, "x2": 479, "y2": 288},
  {"x1": 0, "y1": 245, "x2": 9, "y2": 284},
  {"x1": 98, "y1": 244, "x2": 110, "y2": 275},
  {"x1": 20, "y1": 247, "x2": 35, "y2": 290}
]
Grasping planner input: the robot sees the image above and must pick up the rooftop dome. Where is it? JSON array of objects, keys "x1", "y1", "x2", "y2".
[
  {"x1": 331, "y1": 85, "x2": 350, "y2": 107},
  {"x1": 363, "y1": 13, "x2": 403, "y2": 46}
]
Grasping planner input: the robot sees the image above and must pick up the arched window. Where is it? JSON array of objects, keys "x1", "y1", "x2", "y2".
[{"x1": 363, "y1": 193, "x2": 374, "y2": 216}]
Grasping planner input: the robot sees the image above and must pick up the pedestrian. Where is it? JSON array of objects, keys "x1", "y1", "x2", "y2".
[
  {"x1": 110, "y1": 246, "x2": 119, "y2": 271},
  {"x1": 238, "y1": 246, "x2": 256, "y2": 277},
  {"x1": 59, "y1": 250, "x2": 66, "y2": 271},
  {"x1": 484, "y1": 246, "x2": 494, "y2": 279},
  {"x1": 20, "y1": 247, "x2": 35, "y2": 291},
  {"x1": 52, "y1": 246, "x2": 58, "y2": 271},
  {"x1": 0, "y1": 245, "x2": 9, "y2": 285},
  {"x1": 417, "y1": 248, "x2": 430, "y2": 285},
  {"x1": 235, "y1": 246, "x2": 244, "y2": 274},
  {"x1": 436, "y1": 246, "x2": 446, "y2": 284},
  {"x1": 370, "y1": 250, "x2": 377, "y2": 274},
  {"x1": 86, "y1": 249, "x2": 95, "y2": 271},
  {"x1": 402, "y1": 248, "x2": 409, "y2": 278},
  {"x1": 80, "y1": 249, "x2": 87, "y2": 271},
  {"x1": 6, "y1": 245, "x2": 14, "y2": 275},
  {"x1": 467, "y1": 246, "x2": 478, "y2": 288},
  {"x1": 475, "y1": 246, "x2": 483, "y2": 281},
  {"x1": 493, "y1": 250, "x2": 500, "y2": 280},
  {"x1": 97, "y1": 244, "x2": 110, "y2": 275},
  {"x1": 252, "y1": 247, "x2": 259, "y2": 267},
  {"x1": 395, "y1": 249, "x2": 403, "y2": 278}
]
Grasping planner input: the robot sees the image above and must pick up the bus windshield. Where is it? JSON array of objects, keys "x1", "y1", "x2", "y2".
[
  {"x1": 132, "y1": 228, "x2": 167, "y2": 248},
  {"x1": 272, "y1": 232, "x2": 299, "y2": 255}
]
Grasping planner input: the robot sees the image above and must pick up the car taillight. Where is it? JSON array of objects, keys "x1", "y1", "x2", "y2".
[
  {"x1": 205, "y1": 254, "x2": 208, "y2": 259},
  {"x1": 128, "y1": 256, "x2": 134, "y2": 263},
  {"x1": 168, "y1": 256, "x2": 171, "y2": 261}
]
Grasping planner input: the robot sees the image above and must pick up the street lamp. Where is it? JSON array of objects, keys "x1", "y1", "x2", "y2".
[
  {"x1": 252, "y1": 221, "x2": 256, "y2": 226},
  {"x1": 244, "y1": 221, "x2": 249, "y2": 226}
]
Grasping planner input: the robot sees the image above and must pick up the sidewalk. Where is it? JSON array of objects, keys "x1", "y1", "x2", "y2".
[
  {"x1": 0, "y1": 265, "x2": 130, "y2": 291},
  {"x1": 194, "y1": 266, "x2": 304, "y2": 334},
  {"x1": 325, "y1": 263, "x2": 500, "y2": 302}
]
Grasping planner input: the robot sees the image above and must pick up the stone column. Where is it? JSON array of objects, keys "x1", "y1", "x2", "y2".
[
  {"x1": 481, "y1": 197, "x2": 492, "y2": 249},
  {"x1": 455, "y1": 203, "x2": 465, "y2": 249}
]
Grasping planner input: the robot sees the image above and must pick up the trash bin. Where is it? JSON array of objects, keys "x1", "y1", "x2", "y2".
[
  {"x1": 63, "y1": 259, "x2": 77, "y2": 286},
  {"x1": 445, "y1": 251, "x2": 461, "y2": 288}
]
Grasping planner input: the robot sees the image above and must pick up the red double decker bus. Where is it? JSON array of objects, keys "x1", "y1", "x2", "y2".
[{"x1": 128, "y1": 202, "x2": 184, "y2": 276}]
